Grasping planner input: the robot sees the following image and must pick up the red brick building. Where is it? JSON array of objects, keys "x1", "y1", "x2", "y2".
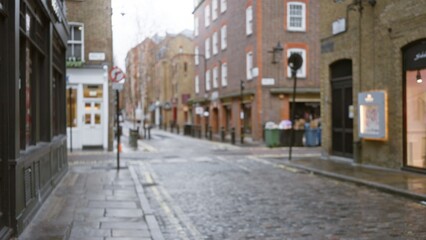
[{"x1": 192, "y1": 0, "x2": 320, "y2": 141}]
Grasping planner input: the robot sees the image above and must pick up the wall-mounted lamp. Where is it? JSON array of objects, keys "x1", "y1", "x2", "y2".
[
  {"x1": 416, "y1": 70, "x2": 423, "y2": 84},
  {"x1": 270, "y1": 42, "x2": 283, "y2": 64}
]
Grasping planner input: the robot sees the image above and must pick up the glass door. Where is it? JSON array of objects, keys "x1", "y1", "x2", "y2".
[{"x1": 405, "y1": 68, "x2": 426, "y2": 169}]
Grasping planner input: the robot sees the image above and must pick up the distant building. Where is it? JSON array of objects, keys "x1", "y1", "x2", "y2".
[
  {"x1": 0, "y1": 1, "x2": 68, "y2": 238},
  {"x1": 65, "y1": 0, "x2": 114, "y2": 150},
  {"x1": 124, "y1": 32, "x2": 195, "y2": 130},
  {"x1": 320, "y1": 0, "x2": 426, "y2": 173},
  {"x1": 192, "y1": 0, "x2": 321, "y2": 141}
]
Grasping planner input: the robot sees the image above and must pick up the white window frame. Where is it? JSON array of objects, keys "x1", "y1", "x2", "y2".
[
  {"x1": 206, "y1": 70, "x2": 211, "y2": 91},
  {"x1": 213, "y1": 32, "x2": 218, "y2": 55},
  {"x1": 68, "y1": 22, "x2": 85, "y2": 62},
  {"x1": 195, "y1": 47, "x2": 200, "y2": 65},
  {"x1": 246, "y1": 6, "x2": 253, "y2": 36},
  {"x1": 205, "y1": 5, "x2": 210, "y2": 27},
  {"x1": 194, "y1": 16, "x2": 199, "y2": 37},
  {"x1": 287, "y1": 2, "x2": 306, "y2": 32},
  {"x1": 212, "y1": 0, "x2": 218, "y2": 20},
  {"x1": 221, "y1": 25, "x2": 227, "y2": 50},
  {"x1": 213, "y1": 66, "x2": 219, "y2": 88},
  {"x1": 221, "y1": 62, "x2": 228, "y2": 87},
  {"x1": 287, "y1": 48, "x2": 306, "y2": 78},
  {"x1": 220, "y1": 0, "x2": 227, "y2": 13},
  {"x1": 246, "y1": 51, "x2": 253, "y2": 80},
  {"x1": 205, "y1": 37, "x2": 211, "y2": 59},
  {"x1": 195, "y1": 75, "x2": 200, "y2": 94}
]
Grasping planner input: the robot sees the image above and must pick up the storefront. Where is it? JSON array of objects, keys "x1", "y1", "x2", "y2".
[
  {"x1": 67, "y1": 68, "x2": 110, "y2": 149},
  {"x1": 0, "y1": 0, "x2": 68, "y2": 238},
  {"x1": 404, "y1": 39, "x2": 426, "y2": 172}
]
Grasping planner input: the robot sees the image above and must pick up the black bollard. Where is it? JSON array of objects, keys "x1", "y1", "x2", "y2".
[
  {"x1": 241, "y1": 126, "x2": 244, "y2": 144},
  {"x1": 198, "y1": 126, "x2": 202, "y2": 138},
  {"x1": 148, "y1": 127, "x2": 151, "y2": 140},
  {"x1": 177, "y1": 125, "x2": 180, "y2": 135},
  {"x1": 208, "y1": 126, "x2": 212, "y2": 141},
  {"x1": 231, "y1": 127, "x2": 235, "y2": 145},
  {"x1": 221, "y1": 127, "x2": 225, "y2": 142}
]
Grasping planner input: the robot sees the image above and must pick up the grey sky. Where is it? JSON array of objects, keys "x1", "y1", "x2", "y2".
[{"x1": 112, "y1": 0, "x2": 194, "y2": 70}]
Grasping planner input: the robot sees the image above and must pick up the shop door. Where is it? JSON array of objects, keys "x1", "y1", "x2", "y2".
[
  {"x1": 0, "y1": 159, "x2": 5, "y2": 232},
  {"x1": 81, "y1": 100, "x2": 103, "y2": 147},
  {"x1": 331, "y1": 60, "x2": 353, "y2": 158}
]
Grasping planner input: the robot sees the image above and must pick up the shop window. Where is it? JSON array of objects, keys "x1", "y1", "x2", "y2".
[
  {"x1": 287, "y1": 2, "x2": 306, "y2": 32},
  {"x1": 66, "y1": 88, "x2": 77, "y2": 127},
  {"x1": 406, "y1": 68, "x2": 426, "y2": 169},
  {"x1": 83, "y1": 85, "x2": 103, "y2": 98},
  {"x1": 67, "y1": 23, "x2": 84, "y2": 62}
]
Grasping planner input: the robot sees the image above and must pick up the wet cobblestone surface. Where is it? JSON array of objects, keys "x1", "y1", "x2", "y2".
[{"x1": 137, "y1": 131, "x2": 426, "y2": 240}]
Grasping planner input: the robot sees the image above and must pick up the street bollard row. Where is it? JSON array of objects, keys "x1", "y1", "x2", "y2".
[{"x1": 164, "y1": 124, "x2": 241, "y2": 146}]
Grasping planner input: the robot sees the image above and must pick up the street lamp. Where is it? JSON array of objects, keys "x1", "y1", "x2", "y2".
[
  {"x1": 240, "y1": 79, "x2": 245, "y2": 144},
  {"x1": 270, "y1": 42, "x2": 283, "y2": 64},
  {"x1": 288, "y1": 53, "x2": 303, "y2": 161}
]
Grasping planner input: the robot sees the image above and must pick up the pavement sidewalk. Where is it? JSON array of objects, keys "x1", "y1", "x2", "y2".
[
  {"x1": 18, "y1": 153, "x2": 164, "y2": 240},
  {"x1": 281, "y1": 158, "x2": 426, "y2": 202}
]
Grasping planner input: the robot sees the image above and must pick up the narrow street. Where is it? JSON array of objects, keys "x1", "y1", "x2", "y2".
[{"x1": 120, "y1": 128, "x2": 426, "y2": 240}]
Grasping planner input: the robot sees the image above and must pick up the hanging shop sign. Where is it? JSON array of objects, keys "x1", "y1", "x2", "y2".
[
  {"x1": 358, "y1": 91, "x2": 387, "y2": 140},
  {"x1": 404, "y1": 41, "x2": 426, "y2": 70},
  {"x1": 50, "y1": 0, "x2": 63, "y2": 22}
]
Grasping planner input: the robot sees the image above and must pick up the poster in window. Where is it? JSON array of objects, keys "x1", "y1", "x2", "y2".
[{"x1": 358, "y1": 91, "x2": 387, "y2": 140}]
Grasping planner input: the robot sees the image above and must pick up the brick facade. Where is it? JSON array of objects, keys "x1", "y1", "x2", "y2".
[
  {"x1": 193, "y1": 0, "x2": 320, "y2": 141},
  {"x1": 320, "y1": 0, "x2": 426, "y2": 172}
]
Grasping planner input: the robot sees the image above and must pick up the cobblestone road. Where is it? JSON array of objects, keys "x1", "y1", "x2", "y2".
[{"x1": 125, "y1": 130, "x2": 426, "y2": 240}]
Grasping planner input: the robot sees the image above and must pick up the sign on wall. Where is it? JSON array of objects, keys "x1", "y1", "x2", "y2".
[{"x1": 358, "y1": 91, "x2": 387, "y2": 140}]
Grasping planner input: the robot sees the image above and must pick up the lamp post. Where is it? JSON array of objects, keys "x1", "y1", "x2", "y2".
[
  {"x1": 240, "y1": 79, "x2": 245, "y2": 144},
  {"x1": 68, "y1": 87, "x2": 73, "y2": 152},
  {"x1": 287, "y1": 53, "x2": 303, "y2": 161}
]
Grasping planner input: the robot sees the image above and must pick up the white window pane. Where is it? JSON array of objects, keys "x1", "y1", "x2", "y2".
[
  {"x1": 287, "y1": 2, "x2": 306, "y2": 31},
  {"x1": 246, "y1": 52, "x2": 253, "y2": 80},
  {"x1": 206, "y1": 70, "x2": 211, "y2": 91},
  {"x1": 213, "y1": 32, "x2": 218, "y2": 55},
  {"x1": 221, "y1": 26, "x2": 227, "y2": 50},
  {"x1": 246, "y1": 6, "x2": 253, "y2": 35},
  {"x1": 221, "y1": 0, "x2": 227, "y2": 13},
  {"x1": 205, "y1": 5, "x2": 210, "y2": 27},
  {"x1": 213, "y1": 67, "x2": 218, "y2": 88},
  {"x1": 194, "y1": 17, "x2": 199, "y2": 36},
  {"x1": 195, "y1": 76, "x2": 200, "y2": 93},
  {"x1": 287, "y1": 48, "x2": 306, "y2": 78},
  {"x1": 221, "y1": 63, "x2": 228, "y2": 86},
  {"x1": 212, "y1": 0, "x2": 218, "y2": 20}
]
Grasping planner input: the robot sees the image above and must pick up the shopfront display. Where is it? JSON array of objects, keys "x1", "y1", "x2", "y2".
[{"x1": 404, "y1": 40, "x2": 426, "y2": 171}]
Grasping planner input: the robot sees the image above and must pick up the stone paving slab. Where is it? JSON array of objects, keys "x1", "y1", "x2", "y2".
[{"x1": 18, "y1": 161, "x2": 163, "y2": 240}]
